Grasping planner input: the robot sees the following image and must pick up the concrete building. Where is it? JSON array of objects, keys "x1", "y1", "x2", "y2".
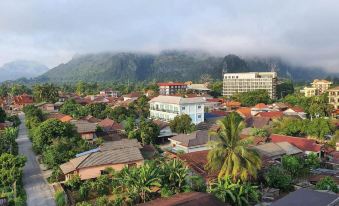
[
  {"x1": 157, "y1": 82, "x2": 187, "y2": 95},
  {"x1": 328, "y1": 86, "x2": 339, "y2": 110},
  {"x1": 99, "y1": 89, "x2": 120, "y2": 97},
  {"x1": 302, "y1": 87, "x2": 317, "y2": 97},
  {"x1": 311, "y1": 79, "x2": 332, "y2": 95},
  {"x1": 223, "y1": 72, "x2": 277, "y2": 99},
  {"x1": 149, "y1": 95, "x2": 206, "y2": 124}
]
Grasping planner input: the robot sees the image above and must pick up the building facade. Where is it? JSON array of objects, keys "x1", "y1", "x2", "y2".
[
  {"x1": 302, "y1": 87, "x2": 317, "y2": 97},
  {"x1": 328, "y1": 86, "x2": 339, "y2": 110},
  {"x1": 311, "y1": 79, "x2": 332, "y2": 95},
  {"x1": 223, "y1": 72, "x2": 277, "y2": 99},
  {"x1": 149, "y1": 95, "x2": 206, "y2": 124},
  {"x1": 157, "y1": 82, "x2": 187, "y2": 95}
]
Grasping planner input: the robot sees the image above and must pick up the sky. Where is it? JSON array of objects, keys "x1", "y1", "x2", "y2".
[{"x1": 0, "y1": 0, "x2": 339, "y2": 72}]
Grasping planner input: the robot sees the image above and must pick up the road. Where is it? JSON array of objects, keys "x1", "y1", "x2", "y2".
[{"x1": 16, "y1": 113, "x2": 56, "y2": 206}]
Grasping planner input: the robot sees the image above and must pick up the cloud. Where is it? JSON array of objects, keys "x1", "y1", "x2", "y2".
[{"x1": 0, "y1": 0, "x2": 338, "y2": 71}]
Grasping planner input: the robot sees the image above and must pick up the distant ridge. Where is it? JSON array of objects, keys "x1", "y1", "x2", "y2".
[
  {"x1": 35, "y1": 51, "x2": 337, "y2": 83},
  {"x1": 0, "y1": 60, "x2": 49, "y2": 82}
]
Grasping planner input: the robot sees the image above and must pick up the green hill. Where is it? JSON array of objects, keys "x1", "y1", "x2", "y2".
[{"x1": 36, "y1": 51, "x2": 337, "y2": 83}]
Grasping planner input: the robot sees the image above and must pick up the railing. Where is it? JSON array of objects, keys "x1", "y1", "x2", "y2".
[{"x1": 150, "y1": 107, "x2": 179, "y2": 114}]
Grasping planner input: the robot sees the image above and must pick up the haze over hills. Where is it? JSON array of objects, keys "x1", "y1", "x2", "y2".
[
  {"x1": 0, "y1": 60, "x2": 49, "y2": 82},
  {"x1": 35, "y1": 51, "x2": 338, "y2": 83}
]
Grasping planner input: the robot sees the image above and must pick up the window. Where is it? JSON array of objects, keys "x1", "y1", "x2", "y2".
[
  {"x1": 198, "y1": 105, "x2": 201, "y2": 109},
  {"x1": 182, "y1": 106, "x2": 185, "y2": 110},
  {"x1": 198, "y1": 115, "x2": 201, "y2": 119}
]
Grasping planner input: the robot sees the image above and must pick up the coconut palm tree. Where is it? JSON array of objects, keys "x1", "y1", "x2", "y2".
[{"x1": 206, "y1": 112, "x2": 262, "y2": 181}]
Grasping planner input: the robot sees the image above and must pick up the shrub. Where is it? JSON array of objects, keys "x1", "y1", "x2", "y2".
[
  {"x1": 265, "y1": 166, "x2": 293, "y2": 191},
  {"x1": 315, "y1": 176, "x2": 339, "y2": 193},
  {"x1": 55, "y1": 190, "x2": 67, "y2": 206}
]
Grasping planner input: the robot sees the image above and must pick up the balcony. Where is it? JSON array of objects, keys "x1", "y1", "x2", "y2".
[{"x1": 150, "y1": 107, "x2": 179, "y2": 114}]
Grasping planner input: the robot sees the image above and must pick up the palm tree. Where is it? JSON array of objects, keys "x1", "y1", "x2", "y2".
[{"x1": 206, "y1": 112, "x2": 262, "y2": 181}]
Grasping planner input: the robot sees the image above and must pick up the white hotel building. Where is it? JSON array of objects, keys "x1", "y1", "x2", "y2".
[
  {"x1": 149, "y1": 95, "x2": 206, "y2": 124},
  {"x1": 223, "y1": 72, "x2": 277, "y2": 99}
]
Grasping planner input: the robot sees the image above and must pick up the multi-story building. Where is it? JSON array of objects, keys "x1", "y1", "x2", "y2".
[
  {"x1": 223, "y1": 72, "x2": 277, "y2": 99},
  {"x1": 328, "y1": 86, "x2": 339, "y2": 110},
  {"x1": 157, "y1": 82, "x2": 187, "y2": 95},
  {"x1": 302, "y1": 87, "x2": 317, "y2": 97},
  {"x1": 311, "y1": 79, "x2": 332, "y2": 95},
  {"x1": 149, "y1": 95, "x2": 206, "y2": 124}
]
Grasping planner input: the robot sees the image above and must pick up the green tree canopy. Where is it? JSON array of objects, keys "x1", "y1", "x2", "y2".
[
  {"x1": 0, "y1": 107, "x2": 6, "y2": 123},
  {"x1": 169, "y1": 114, "x2": 196, "y2": 134},
  {"x1": 232, "y1": 90, "x2": 271, "y2": 107}
]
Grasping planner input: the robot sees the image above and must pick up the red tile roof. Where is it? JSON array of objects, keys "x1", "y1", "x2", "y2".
[
  {"x1": 224, "y1": 101, "x2": 241, "y2": 107},
  {"x1": 98, "y1": 118, "x2": 123, "y2": 131},
  {"x1": 13, "y1": 94, "x2": 33, "y2": 105},
  {"x1": 236, "y1": 107, "x2": 252, "y2": 118},
  {"x1": 157, "y1": 82, "x2": 186, "y2": 86},
  {"x1": 254, "y1": 103, "x2": 267, "y2": 109},
  {"x1": 270, "y1": 134, "x2": 323, "y2": 152},
  {"x1": 178, "y1": 150, "x2": 217, "y2": 180},
  {"x1": 207, "y1": 98, "x2": 223, "y2": 103},
  {"x1": 256, "y1": 111, "x2": 284, "y2": 119},
  {"x1": 290, "y1": 106, "x2": 304, "y2": 113}
]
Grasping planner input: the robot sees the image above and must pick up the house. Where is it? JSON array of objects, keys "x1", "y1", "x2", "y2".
[
  {"x1": 98, "y1": 118, "x2": 123, "y2": 133},
  {"x1": 253, "y1": 142, "x2": 302, "y2": 161},
  {"x1": 168, "y1": 130, "x2": 216, "y2": 153},
  {"x1": 270, "y1": 188, "x2": 339, "y2": 206},
  {"x1": 157, "y1": 82, "x2": 187, "y2": 95},
  {"x1": 60, "y1": 139, "x2": 144, "y2": 180},
  {"x1": 223, "y1": 100, "x2": 241, "y2": 110},
  {"x1": 328, "y1": 86, "x2": 339, "y2": 110},
  {"x1": 72, "y1": 120, "x2": 97, "y2": 140},
  {"x1": 138, "y1": 192, "x2": 225, "y2": 206},
  {"x1": 45, "y1": 113, "x2": 73, "y2": 122},
  {"x1": 153, "y1": 119, "x2": 176, "y2": 143},
  {"x1": 35, "y1": 102, "x2": 55, "y2": 112},
  {"x1": 178, "y1": 150, "x2": 217, "y2": 181},
  {"x1": 283, "y1": 107, "x2": 307, "y2": 119},
  {"x1": 255, "y1": 111, "x2": 284, "y2": 119},
  {"x1": 99, "y1": 89, "x2": 120, "y2": 97},
  {"x1": 236, "y1": 107, "x2": 252, "y2": 119},
  {"x1": 80, "y1": 115, "x2": 101, "y2": 124},
  {"x1": 149, "y1": 95, "x2": 206, "y2": 124},
  {"x1": 270, "y1": 134, "x2": 324, "y2": 156},
  {"x1": 272, "y1": 102, "x2": 289, "y2": 111},
  {"x1": 12, "y1": 94, "x2": 33, "y2": 110},
  {"x1": 251, "y1": 103, "x2": 270, "y2": 116},
  {"x1": 123, "y1": 92, "x2": 142, "y2": 101},
  {"x1": 251, "y1": 116, "x2": 272, "y2": 129},
  {"x1": 186, "y1": 84, "x2": 210, "y2": 94}
]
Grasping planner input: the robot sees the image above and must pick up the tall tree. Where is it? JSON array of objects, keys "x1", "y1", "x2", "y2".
[
  {"x1": 0, "y1": 107, "x2": 6, "y2": 123},
  {"x1": 169, "y1": 114, "x2": 196, "y2": 134},
  {"x1": 206, "y1": 112, "x2": 262, "y2": 181}
]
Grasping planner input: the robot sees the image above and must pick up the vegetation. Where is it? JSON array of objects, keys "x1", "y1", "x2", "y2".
[
  {"x1": 206, "y1": 112, "x2": 262, "y2": 181},
  {"x1": 208, "y1": 176, "x2": 260, "y2": 206},
  {"x1": 0, "y1": 107, "x2": 6, "y2": 122},
  {"x1": 232, "y1": 90, "x2": 271, "y2": 107},
  {"x1": 33, "y1": 83, "x2": 59, "y2": 103},
  {"x1": 315, "y1": 176, "x2": 339, "y2": 193},
  {"x1": 264, "y1": 165, "x2": 293, "y2": 191},
  {"x1": 0, "y1": 127, "x2": 19, "y2": 154},
  {"x1": 169, "y1": 114, "x2": 196, "y2": 134},
  {"x1": 272, "y1": 117, "x2": 335, "y2": 141},
  {"x1": 64, "y1": 158, "x2": 196, "y2": 205}
]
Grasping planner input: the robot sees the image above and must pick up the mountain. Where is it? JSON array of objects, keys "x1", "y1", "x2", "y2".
[
  {"x1": 0, "y1": 60, "x2": 49, "y2": 82},
  {"x1": 37, "y1": 51, "x2": 338, "y2": 83}
]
